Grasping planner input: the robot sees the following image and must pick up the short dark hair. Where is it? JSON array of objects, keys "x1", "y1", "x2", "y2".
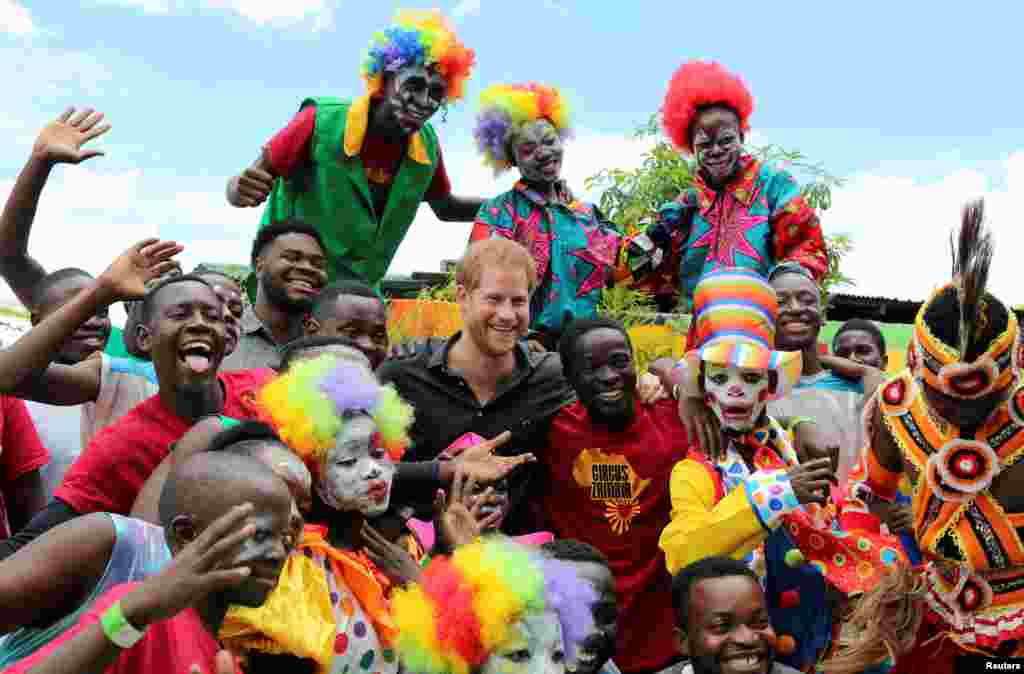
[
  {"x1": 671, "y1": 556, "x2": 760, "y2": 633},
  {"x1": 31, "y1": 267, "x2": 93, "y2": 309},
  {"x1": 540, "y1": 538, "x2": 611, "y2": 568},
  {"x1": 278, "y1": 336, "x2": 370, "y2": 371},
  {"x1": 204, "y1": 420, "x2": 283, "y2": 455},
  {"x1": 833, "y1": 318, "x2": 887, "y2": 355},
  {"x1": 250, "y1": 219, "x2": 326, "y2": 267},
  {"x1": 192, "y1": 266, "x2": 242, "y2": 286},
  {"x1": 311, "y1": 280, "x2": 384, "y2": 320},
  {"x1": 558, "y1": 317, "x2": 632, "y2": 381},
  {"x1": 157, "y1": 451, "x2": 275, "y2": 529},
  {"x1": 139, "y1": 274, "x2": 214, "y2": 324}
]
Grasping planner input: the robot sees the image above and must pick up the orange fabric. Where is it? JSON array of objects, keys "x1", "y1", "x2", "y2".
[{"x1": 302, "y1": 525, "x2": 399, "y2": 646}]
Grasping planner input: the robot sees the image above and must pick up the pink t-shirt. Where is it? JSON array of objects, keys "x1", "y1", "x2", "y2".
[{"x1": 6, "y1": 582, "x2": 225, "y2": 674}]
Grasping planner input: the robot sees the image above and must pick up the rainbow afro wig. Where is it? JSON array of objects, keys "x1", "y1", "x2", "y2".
[
  {"x1": 256, "y1": 354, "x2": 414, "y2": 471},
  {"x1": 473, "y1": 83, "x2": 573, "y2": 174},
  {"x1": 362, "y1": 9, "x2": 476, "y2": 102},
  {"x1": 662, "y1": 60, "x2": 754, "y2": 154},
  {"x1": 392, "y1": 537, "x2": 596, "y2": 674}
]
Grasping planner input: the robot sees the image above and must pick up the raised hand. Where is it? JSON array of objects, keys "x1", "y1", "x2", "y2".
[
  {"x1": 121, "y1": 503, "x2": 257, "y2": 628},
  {"x1": 32, "y1": 107, "x2": 111, "y2": 165},
  {"x1": 97, "y1": 238, "x2": 184, "y2": 301},
  {"x1": 432, "y1": 468, "x2": 496, "y2": 554},
  {"x1": 361, "y1": 521, "x2": 421, "y2": 587},
  {"x1": 450, "y1": 431, "x2": 536, "y2": 484},
  {"x1": 637, "y1": 372, "x2": 668, "y2": 405},
  {"x1": 232, "y1": 165, "x2": 275, "y2": 208},
  {"x1": 786, "y1": 458, "x2": 836, "y2": 506}
]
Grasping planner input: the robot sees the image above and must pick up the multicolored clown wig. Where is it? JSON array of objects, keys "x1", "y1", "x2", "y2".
[
  {"x1": 473, "y1": 83, "x2": 573, "y2": 174},
  {"x1": 256, "y1": 354, "x2": 414, "y2": 470},
  {"x1": 392, "y1": 537, "x2": 596, "y2": 674},
  {"x1": 362, "y1": 9, "x2": 476, "y2": 102},
  {"x1": 662, "y1": 60, "x2": 754, "y2": 154}
]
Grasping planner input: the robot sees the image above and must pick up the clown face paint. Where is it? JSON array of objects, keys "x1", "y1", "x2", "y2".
[
  {"x1": 513, "y1": 119, "x2": 564, "y2": 186},
  {"x1": 481, "y1": 611, "x2": 567, "y2": 674},
  {"x1": 703, "y1": 364, "x2": 770, "y2": 433},
  {"x1": 383, "y1": 65, "x2": 448, "y2": 135},
  {"x1": 318, "y1": 413, "x2": 395, "y2": 517},
  {"x1": 692, "y1": 107, "x2": 743, "y2": 187}
]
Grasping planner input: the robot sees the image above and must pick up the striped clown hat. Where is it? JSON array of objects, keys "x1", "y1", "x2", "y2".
[{"x1": 676, "y1": 268, "x2": 802, "y2": 400}]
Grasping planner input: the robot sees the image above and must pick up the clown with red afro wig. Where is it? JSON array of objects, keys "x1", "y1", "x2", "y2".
[
  {"x1": 662, "y1": 60, "x2": 754, "y2": 154},
  {"x1": 621, "y1": 58, "x2": 829, "y2": 312}
]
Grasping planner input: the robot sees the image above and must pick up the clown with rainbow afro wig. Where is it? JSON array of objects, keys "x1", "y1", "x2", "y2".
[
  {"x1": 472, "y1": 83, "x2": 573, "y2": 174},
  {"x1": 393, "y1": 537, "x2": 596, "y2": 674},
  {"x1": 468, "y1": 84, "x2": 641, "y2": 347},
  {"x1": 219, "y1": 354, "x2": 422, "y2": 674},
  {"x1": 229, "y1": 8, "x2": 485, "y2": 292},
  {"x1": 257, "y1": 353, "x2": 413, "y2": 516},
  {"x1": 624, "y1": 59, "x2": 830, "y2": 316}
]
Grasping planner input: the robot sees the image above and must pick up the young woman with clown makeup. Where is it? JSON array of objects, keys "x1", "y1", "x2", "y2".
[
  {"x1": 627, "y1": 61, "x2": 828, "y2": 323},
  {"x1": 392, "y1": 537, "x2": 597, "y2": 674},
  {"x1": 469, "y1": 83, "x2": 640, "y2": 351},
  {"x1": 658, "y1": 268, "x2": 906, "y2": 672},
  {"x1": 216, "y1": 355, "x2": 419, "y2": 674}
]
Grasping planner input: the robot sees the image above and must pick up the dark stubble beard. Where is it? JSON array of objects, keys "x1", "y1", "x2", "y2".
[{"x1": 261, "y1": 271, "x2": 314, "y2": 315}]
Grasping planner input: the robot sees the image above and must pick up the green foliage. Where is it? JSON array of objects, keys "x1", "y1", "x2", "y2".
[
  {"x1": 584, "y1": 116, "x2": 856, "y2": 300},
  {"x1": 596, "y1": 285, "x2": 657, "y2": 329},
  {"x1": 416, "y1": 270, "x2": 457, "y2": 303}
]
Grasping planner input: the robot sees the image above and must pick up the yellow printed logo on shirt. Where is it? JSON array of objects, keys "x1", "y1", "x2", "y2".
[{"x1": 572, "y1": 448, "x2": 650, "y2": 535}]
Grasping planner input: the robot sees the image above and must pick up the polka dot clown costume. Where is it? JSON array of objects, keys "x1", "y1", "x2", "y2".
[
  {"x1": 219, "y1": 355, "x2": 417, "y2": 674},
  {"x1": 658, "y1": 268, "x2": 906, "y2": 672}
]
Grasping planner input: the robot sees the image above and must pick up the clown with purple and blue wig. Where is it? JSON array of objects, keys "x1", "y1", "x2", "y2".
[
  {"x1": 227, "y1": 9, "x2": 484, "y2": 289},
  {"x1": 469, "y1": 83, "x2": 637, "y2": 351},
  {"x1": 216, "y1": 354, "x2": 420, "y2": 674}
]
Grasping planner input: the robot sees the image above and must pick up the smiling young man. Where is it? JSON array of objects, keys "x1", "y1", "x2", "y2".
[
  {"x1": 227, "y1": 9, "x2": 482, "y2": 289},
  {"x1": 222, "y1": 220, "x2": 328, "y2": 371},
  {"x1": 670, "y1": 556, "x2": 799, "y2": 674},
  {"x1": 536, "y1": 317, "x2": 689, "y2": 674},
  {"x1": 766, "y1": 263, "x2": 885, "y2": 485},
  {"x1": 628, "y1": 61, "x2": 827, "y2": 316},
  {"x1": 0, "y1": 273, "x2": 274, "y2": 560},
  {"x1": 377, "y1": 238, "x2": 574, "y2": 533}
]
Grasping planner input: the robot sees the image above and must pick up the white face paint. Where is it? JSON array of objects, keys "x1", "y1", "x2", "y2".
[
  {"x1": 481, "y1": 611, "x2": 567, "y2": 674},
  {"x1": 317, "y1": 414, "x2": 395, "y2": 516},
  {"x1": 703, "y1": 363, "x2": 771, "y2": 432}
]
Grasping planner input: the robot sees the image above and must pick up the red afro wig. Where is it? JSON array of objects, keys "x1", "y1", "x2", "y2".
[{"x1": 662, "y1": 60, "x2": 754, "y2": 154}]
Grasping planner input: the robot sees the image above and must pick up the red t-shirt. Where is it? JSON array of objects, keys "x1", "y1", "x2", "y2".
[
  {"x1": 6, "y1": 582, "x2": 226, "y2": 674},
  {"x1": 0, "y1": 396, "x2": 49, "y2": 538},
  {"x1": 266, "y1": 105, "x2": 452, "y2": 199},
  {"x1": 55, "y1": 370, "x2": 273, "y2": 516},
  {"x1": 541, "y1": 399, "x2": 690, "y2": 673}
]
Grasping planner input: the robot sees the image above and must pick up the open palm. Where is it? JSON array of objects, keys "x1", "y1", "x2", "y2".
[{"x1": 33, "y1": 107, "x2": 111, "y2": 165}]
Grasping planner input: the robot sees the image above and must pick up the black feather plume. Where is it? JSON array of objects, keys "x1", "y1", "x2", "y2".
[{"x1": 951, "y1": 199, "x2": 992, "y2": 356}]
